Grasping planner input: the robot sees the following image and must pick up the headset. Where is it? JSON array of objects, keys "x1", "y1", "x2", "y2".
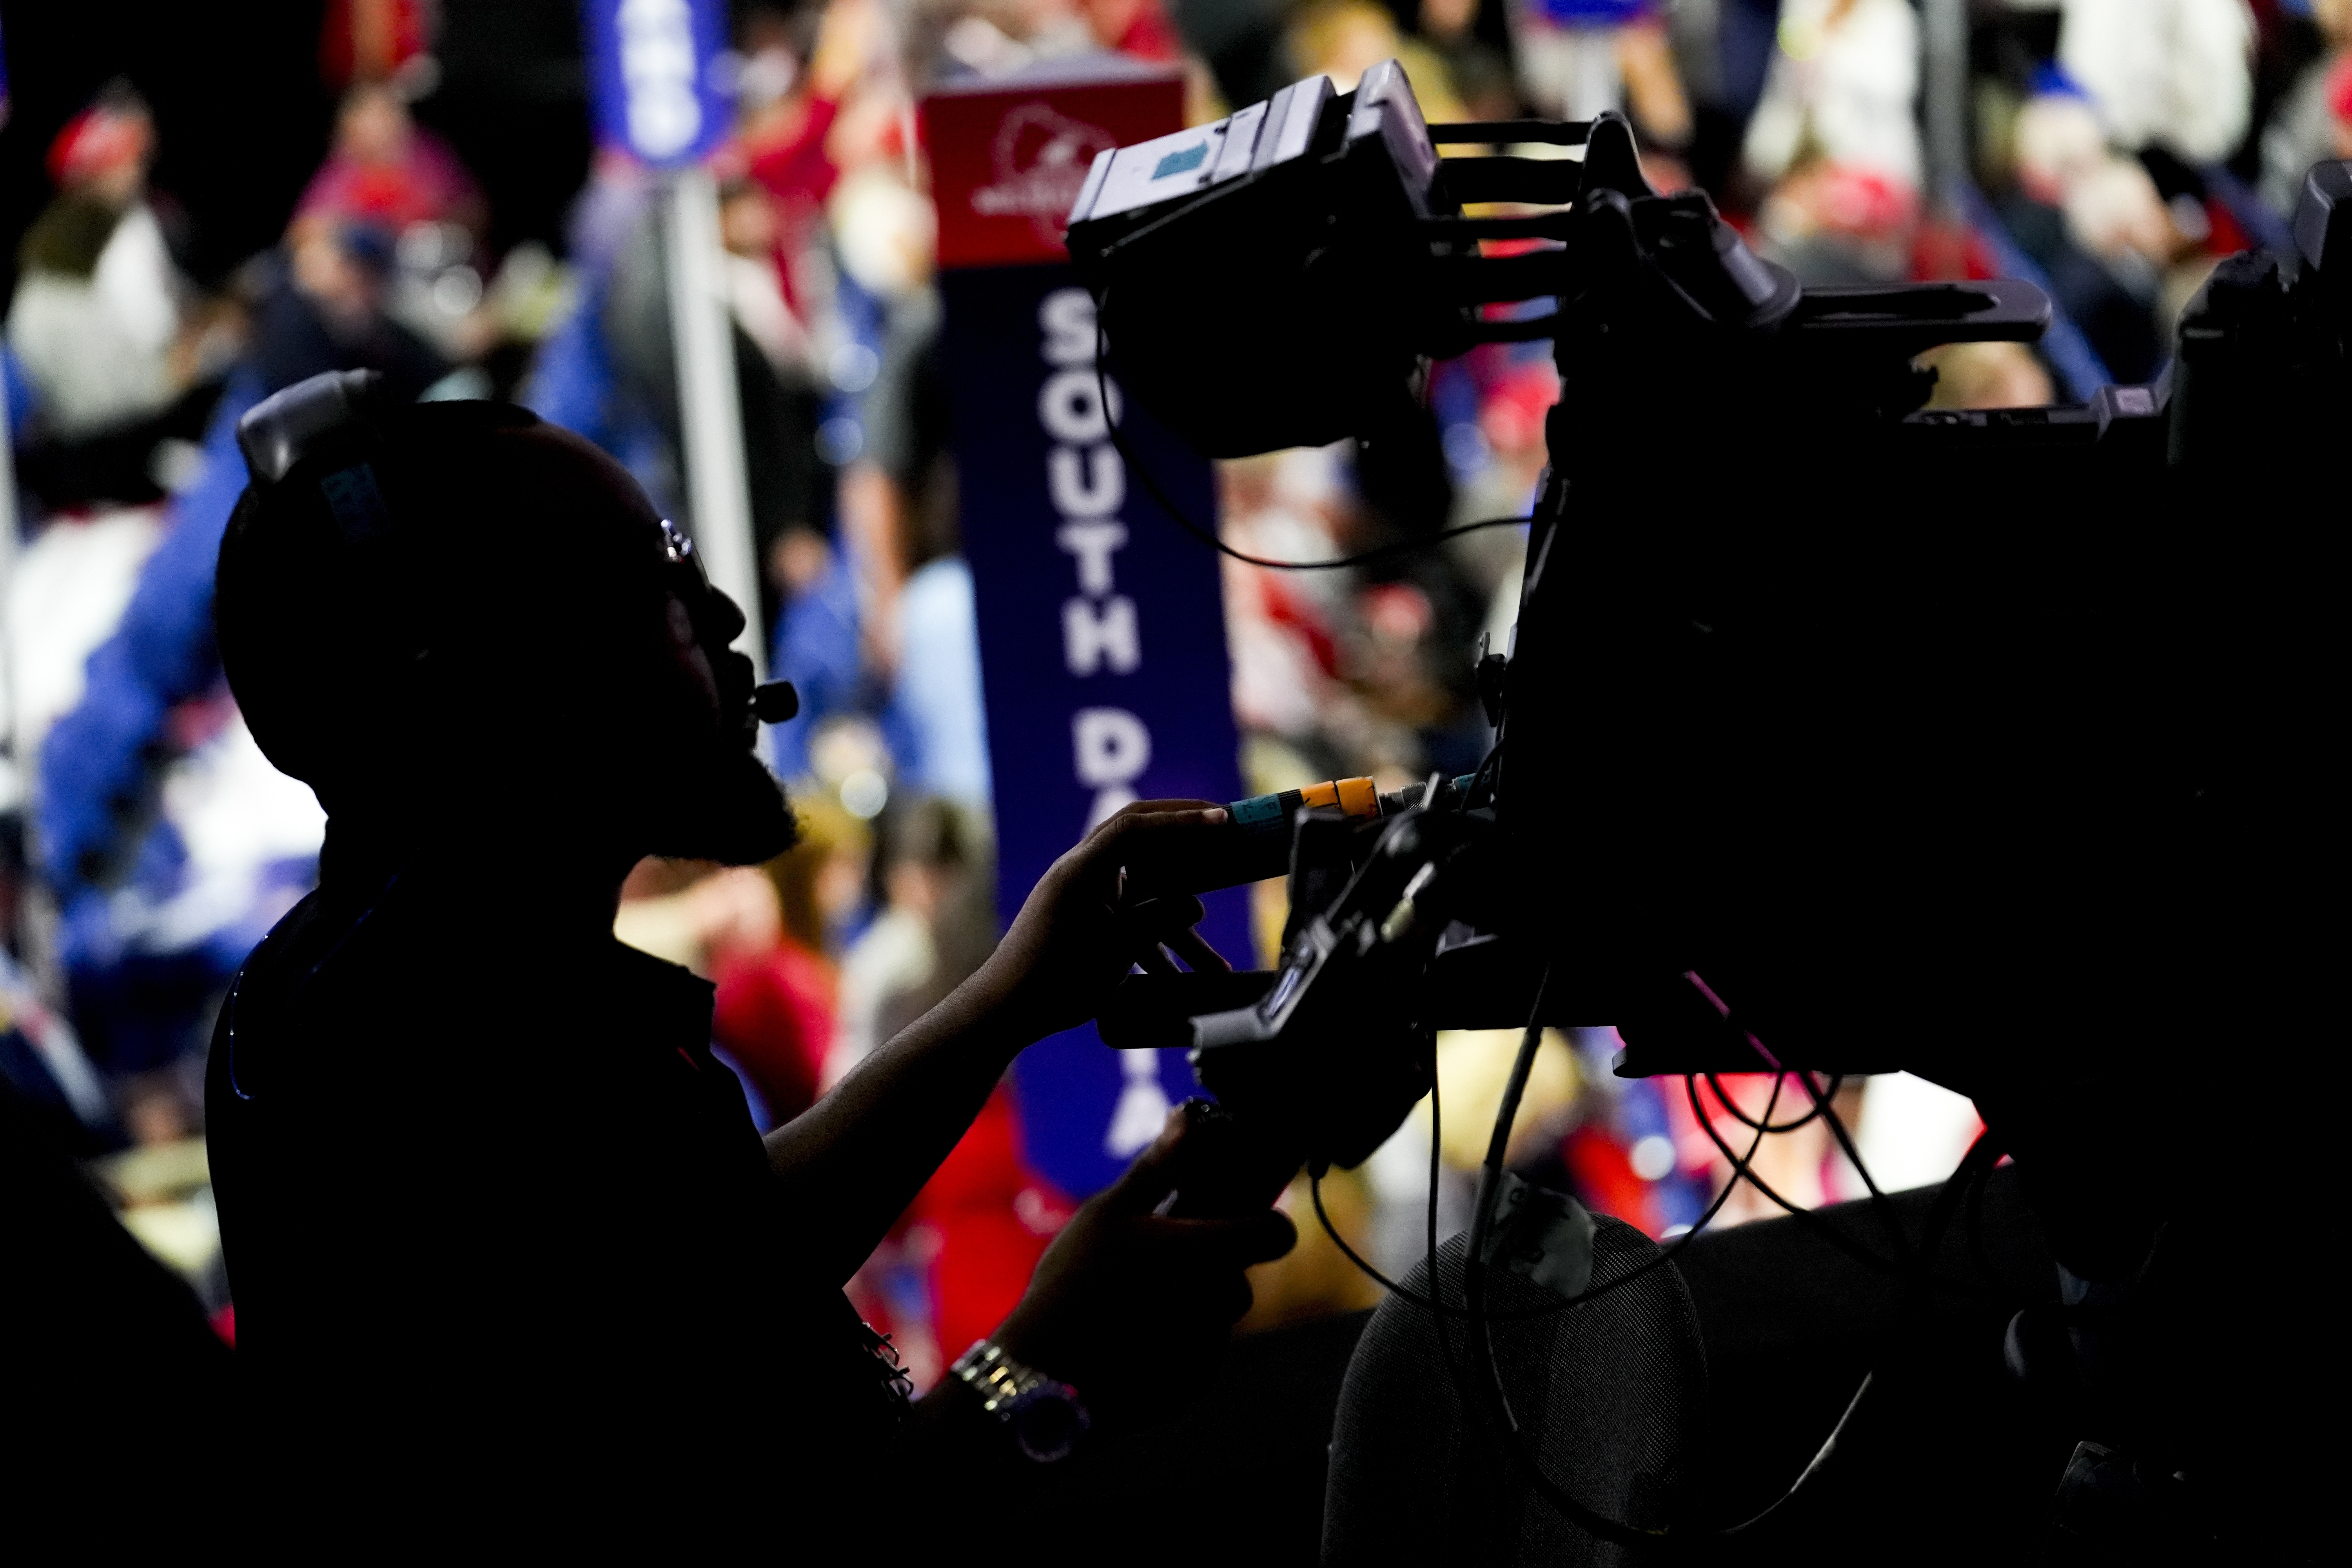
[{"x1": 234, "y1": 368, "x2": 802, "y2": 726}]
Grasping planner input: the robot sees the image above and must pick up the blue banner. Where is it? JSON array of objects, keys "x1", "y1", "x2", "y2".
[
  {"x1": 583, "y1": 0, "x2": 731, "y2": 168},
  {"x1": 940, "y1": 265, "x2": 1249, "y2": 1198}
]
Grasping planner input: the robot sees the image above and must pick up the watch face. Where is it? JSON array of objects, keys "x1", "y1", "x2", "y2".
[{"x1": 1008, "y1": 1383, "x2": 1090, "y2": 1463}]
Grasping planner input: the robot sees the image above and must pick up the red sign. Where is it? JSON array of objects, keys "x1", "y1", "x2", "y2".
[{"x1": 922, "y1": 63, "x2": 1185, "y2": 270}]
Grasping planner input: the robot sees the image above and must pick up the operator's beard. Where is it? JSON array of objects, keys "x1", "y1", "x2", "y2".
[{"x1": 645, "y1": 741, "x2": 800, "y2": 867}]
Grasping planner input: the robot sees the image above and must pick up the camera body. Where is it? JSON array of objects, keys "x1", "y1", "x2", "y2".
[
  {"x1": 1067, "y1": 64, "x2": 1470, "y2": 456},
  {"x1": 1073, "y1": 65, "x2": 2348, "y2": 1547},
  {"x1": 1074, "y1": 66, "x2": 2347, "y2": 1107}
]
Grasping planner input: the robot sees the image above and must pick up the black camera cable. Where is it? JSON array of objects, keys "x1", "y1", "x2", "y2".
[
  {"x1": 1302, "y1": 735, "x2": 1779, "y2": 1325},
  {"x1": 1677, "y1": 1073, "x2": 1997, "y2": 1302},
  {"x1": 1306, "y1": 1064, "x2": 1785, "y2": 1321},
  {"x1": 1964, "y1": 1145, "x2": 2001, "y2": 1289},
  {"x1": 1455, "y1": 965, "x2": 2016, "y2": 1552},
  {"x1": 1679, "y1": 979, "x2": 1913, "y2": 1272},
  {"x1": 1299, "y1": 992, "x2": 2002, "y2": 1548},
  {"x1": 1425, "y1": 1023, "x2": 1465, "y2": 1392},
  {"x1": 1093, "y1": 313, "x2": 1533, "y2": 572},
  {"x1": 1700, "y1": 1127, "x2": 2005, "y2": 1542},
  {"x1": 1461, "y1": 962, "x2": 1673, "y2": 1549},
  {"x1": 1702, "y1": 1069, "x2": 1839, "y2": 1134},
  {"x1": 1680, "y1": 1076, "x2": 1907, "y2": 1279}
]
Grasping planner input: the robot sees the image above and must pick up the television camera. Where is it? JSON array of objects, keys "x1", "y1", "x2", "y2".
[{"x1": 1067, "y1": 60, "x2": 2345, "y2": 1560}]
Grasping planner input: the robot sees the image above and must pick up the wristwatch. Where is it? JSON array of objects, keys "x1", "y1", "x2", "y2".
[{"x1": 949, "y1": 1340, "x2": 1091, "y2": 1463}]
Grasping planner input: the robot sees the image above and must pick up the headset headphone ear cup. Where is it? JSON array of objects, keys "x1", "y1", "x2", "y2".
[{"x1": 236, "y1": 368, "x2": 388, "y2": 486}]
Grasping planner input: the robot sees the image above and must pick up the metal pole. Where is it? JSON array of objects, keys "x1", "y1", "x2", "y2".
[
  {"x1": 0, "y1": 366, "x2": 21, "y2": 813},
  {"x1": 0, "y1": 365, "x2": 31, "y2": 985},
  {"x1": 663, "y1": 164, "x2": 766, "y2": 682},
  {"x1": 1922, "y1": 0, "x2": 1969, "y2": 223}
]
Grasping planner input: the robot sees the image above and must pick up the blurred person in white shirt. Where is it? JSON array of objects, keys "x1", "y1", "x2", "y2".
[
  {"x1": 2059, "y1": 0, "x2": 2255, "y2": 168},
  {"x1": 7, "y1": 84, "x2": 185, "y2": 441},
  {"x1": 1742, "y1": 0, "x2": 1921, "y2": 279}
]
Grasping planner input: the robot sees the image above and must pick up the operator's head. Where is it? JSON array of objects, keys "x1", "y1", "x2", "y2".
[{"x1": 216, "y1": 372, "x2": 796, "y2": 867}]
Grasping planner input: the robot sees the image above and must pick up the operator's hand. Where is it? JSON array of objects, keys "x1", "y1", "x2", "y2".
[
  {"x1": 992, "y1": 1107, "x2": 1296, "y2": 1420},
  {"x1": 973, "y1": 799, "x2": 1235, "y2": 1042}
]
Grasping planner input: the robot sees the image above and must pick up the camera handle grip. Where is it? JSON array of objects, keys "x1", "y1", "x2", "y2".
[{"x1": 1159, "y1": 1099, "x2": 1303, "y2": 1220}]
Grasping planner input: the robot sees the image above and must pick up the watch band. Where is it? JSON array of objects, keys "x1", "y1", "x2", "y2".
[{"x1": 950, "y1": 1340, "x2": 1090, "y2": 1462}]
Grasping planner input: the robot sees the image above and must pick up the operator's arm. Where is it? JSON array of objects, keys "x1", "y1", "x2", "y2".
[{"x1": 760, "y1": 800, "x2": 1233, "y2": 1286}]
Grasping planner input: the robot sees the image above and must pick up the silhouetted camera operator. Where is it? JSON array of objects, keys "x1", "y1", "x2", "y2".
[{"x1": 207, "y1": 372, "x2": 1290, "y2": 1544}]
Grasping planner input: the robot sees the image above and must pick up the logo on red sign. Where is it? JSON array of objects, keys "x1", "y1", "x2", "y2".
[
  {"x1": 924, "y1": 68, "x2": 1185, "y2": 270},
  {"x1": 973, "y1": 103, "x2": 1119, "y2": 248}
]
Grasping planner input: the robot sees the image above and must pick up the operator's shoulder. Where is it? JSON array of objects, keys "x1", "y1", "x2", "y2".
[
  {"x1": 227, "y1": 888, "x2": 341, "y2": 1015},
  {"x1": 222, "y1": 882, "x2": 466, "y2": 1068},
  {"x1": 239, "y1": 885, "x2": 403, "y2": 998}
]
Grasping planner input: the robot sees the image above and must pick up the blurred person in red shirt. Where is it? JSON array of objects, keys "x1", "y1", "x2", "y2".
[
  {"x1": 318, "y1": 0, "x2": 434, "y2": 93},
  {"x1": 713, "y1": 795, "x2": 873, "y2": 1125},
  {"x1": 292, "y1": 80, "x2": 485, "y2": 251},
  {"x1": 737, "y1": 0, "x2": 886, "y2": 315},
  {"x1": 2327, "y1": 50, "x2": 2352, "y2": 162},
  {"x1": 911, "y1": 1087, "x2": 1076, "y2": 1370},
  {"x1": 1081, "y1": 0, "x2": 1186, "y2": 62}
]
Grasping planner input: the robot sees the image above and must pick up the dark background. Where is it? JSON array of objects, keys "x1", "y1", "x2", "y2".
[
  {"x1": 0, "y1": 0, "x2": 595, "y2": 303},
  {"x1": 1, "y1": 0, "x2": 338, "y2": 296}
]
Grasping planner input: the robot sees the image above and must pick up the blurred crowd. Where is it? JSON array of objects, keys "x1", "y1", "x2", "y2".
[{"x1": 0, "y1": 0, "x2": 2318, "y2": 1401}]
